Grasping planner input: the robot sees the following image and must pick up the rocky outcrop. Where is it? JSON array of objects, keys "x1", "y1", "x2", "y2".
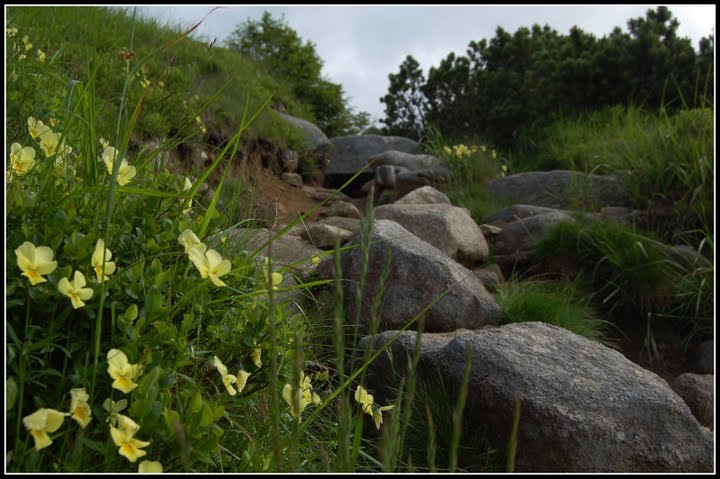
[
  {"x1": 484, "y1": 170, "x2": 630, "y2": 210},
  {"x1": 373, "y1": 203, "x2": 489, "y2": 267},
  {"x1": 359, "y1": 323, "x2": 714, "y2": 472},
  {"x1": 394, "y1": 185, "x2": 452, "y2": 205},
  {"x1": 368, "y1": 150, "x2": 442, "y2": 170},
  {"x1": 315, "y1": 219, "x2": 501, "y2": 333},
  {"x1": 671, "y1": 373, "x2": 714, "y2": 430},
  {"x1": 276, "y1": 112, "x2": 330, "y2": 154},
  {"x1": 325, "y1": 135, "x2": 422, "y2": 193}
]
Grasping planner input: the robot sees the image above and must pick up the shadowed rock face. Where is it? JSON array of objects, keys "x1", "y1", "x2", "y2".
[
  {"x1": 360, "y1": 323, "x2": 714, "y2": 472},
  {"x1": 316, "y1": 219, "x2": 501, "y2": 333},
  {"x1": 484, "y1": 170, "x2": 630, "y2": 210}
]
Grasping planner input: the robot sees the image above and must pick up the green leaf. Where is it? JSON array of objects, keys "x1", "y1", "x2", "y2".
[
  {"x1": 136, "y1": 366, "x2": 161, "y2": 398},
  {"x1": 163, "y1": 408, "x2": 181, "y2": 437},
  {"x1": 145, "y1": 286, "x2": 163, "y2": 313},
  {"x1": 199, "y1": 402, "x2": 214, "y2": 427},
  {"x1": 6, "y1": 378, "x2": 17, "y2": 411},
  {"x1": 129, "y1": 398, "x2": 154, "y2": 418},
  {"x1": 189, "y1": 390, "x2": 203, "y2": 415},
  {"x1": 154, "y1": 269, "x2": 172, "y2": 287},
  {"x1": 124, "y1": 304, "x2": 138, "y2": 322}
]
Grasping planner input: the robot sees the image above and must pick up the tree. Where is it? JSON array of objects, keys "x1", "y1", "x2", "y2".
[
  {"x1": 380, "y1": 55, "x2": 427, "y2": 139},
  {"x1": 227, "y1": 12, "x2": 368, "y2": 137}
]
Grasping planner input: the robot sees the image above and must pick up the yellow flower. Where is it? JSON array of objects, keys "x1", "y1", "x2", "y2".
[
  {"x1": 443, "y1": 146, "x2": 451, "y2": 155},
  {"x1": 282, "y1": 372, "x2": 320, "y2": 421},
  {"x1": 10, "y1": 143, "x2": 36, "y2": 176},
  {"x1": 110, "y1": 415, "x2": 150, "y2": 463},
  {"x1": 92, "y1": 239, "x2": 116, "y2": 283},
  {"x1": 188, "y1": 243, "x2": 231, "y2": 287},
  {"x1": 18, "y1": 53, "x2": 26, "y2": 61},
  {"x1": 99, "y1": 137, "x2": 109, "y2": 149},
  {"x1": 37, "y1": 49, "x2": 45, "y2": 63},
  {"x1": 23, "y1": 408, "x2": 67, "y2": 451},
  {"x1": 182, "y1": 176, "x2": 193, "y2": 212},
  {"x1": 28, "y1": 116, "x2": 50, "y2": 139},
  {"x1": 251, "y1": 348, "x2": 262, "y2": 369},
  {"x1": 178, "y1": 229, "x2": 201, "y2": 254},
  {"x1": 58, "y1": 271, "x2": 94, "y2": 309},
  {"x1": 15, "y1": 241, "x2": 57, "y2": 285},
  {"x1": 481, "y1": 145, "x2": 487, "y2": 153},
  {"x1": 311, "y1": 255, "x2": 321, "y2": 267},
  {"x1": 39, "y1": 129, "x2": 60, "y2": 158},
  {"x1": 236, "y1": 370, "x2": 251, "y2": 393},
  {"x1": 213, "y1": 356, "x2": 238, "y2": 396},
  {"x1": 158, "y1": 80, "x2": 166, "y2": 89},
  {"x1": 355, "y1": 385, "x2": 394, "y2": 430},
  {"x1": 140, "y1": 78, "x2": 151, "y2": 90},
  {"x1": 49, "y1": 117, "x2": 58, "y2": 127},
  {"x1": 107, "y1": 349, "x2": 143, "y2": 394},
  {"x1": 6, "y1": 27, "x2": 17, "y2": 37},
  {"x1": 101, "y1": 146, "x2": 137, "y2": 186},
  {"x1": 138, "y1": 460, "x2": 163, "y2": 473},
  {"x1": 492, "y1": 149, "x2": 497, "y2": 159},
  {"x1": 263, "y1": 256, "x2": 283, "y2": 290},
  {"x1": 282, "y1": 383, "x2": 309, "y2": 421},
  {"x1": 69, "y1": 388, "x2": 92, "y2": 428},
  {"x1": 24, "y1": 40, "x2": 32, "y2": 51}
]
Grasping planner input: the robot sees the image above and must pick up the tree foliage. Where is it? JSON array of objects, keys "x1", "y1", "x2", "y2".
[
  {"x1": 380, "y1": 7, "x2": 713, "y2": 151},
  {"x1": 227, "y1": 11, "x2": 369, "y2": 136}
]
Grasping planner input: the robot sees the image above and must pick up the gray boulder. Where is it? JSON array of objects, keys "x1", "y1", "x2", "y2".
[
  {"x1": 368, "y1": 149, "x2": 442, "y2": 171},
  {"x1": 321, "y1": 201, "x2": 362, "y2": 219},
  {"x1": 302, "y1": 223, "x2": 355, "y2": 249},
  {"x1": 231, "y1": 227, "x2": 323, "y2": 274},
  {"x1": 671, "y1": 373, "x2": 714, "y2": 430},
  {"x1": 315, "y1": 220, "x2": 501, "y2": 333},
  {"x1": 360, "y1": 323, "x2": 714, "y2": 472},
  {"x1": 373, "y1": 203, "x2": 489, "y2": 267},
  {"x1": 689, "y1": 340, "x2": 714, "y2": 374},
  {"x1": 276, "y1": 112, "x2": 330, "y2": 154},
  {"x1": 395, "y1": 185, "x2": 452, "y2": 205},
  {"x1": 491, "y1": 210, "x2": 577, "y2": 256},
  {"x1": 326, "y1": 135, "x2": 422, "y2": 177},
  {"x1": 484, "y1": 170, "x2": 630, "y2": 211},
  {"x1": 483, "y1": 204, "x2": 577, "y2": 228}
]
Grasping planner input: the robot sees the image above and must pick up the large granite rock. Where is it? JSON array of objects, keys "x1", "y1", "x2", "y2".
[
  {"x1": 373, "y1": 203, "x2": 489, "y2": 267},
  {"x1": 326, "y1": 135, "x2": 422, "y2": 176},
  {"x1": 315, "y1": 220, "x2": 501, "y2": 333},
  {"x1": 484, "y1": 171, "x2": 630, "y2": 211},
  {"x1": 276, "y1": 112, "x2": 330, "y2": 154},
  {"x1": 359, "y1": 323, "x2": 714, "y2": 472}
]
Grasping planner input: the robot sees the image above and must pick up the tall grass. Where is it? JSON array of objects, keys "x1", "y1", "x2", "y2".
[{"x1": 531, "y1": 105, "x2": 714, "y2": 242}]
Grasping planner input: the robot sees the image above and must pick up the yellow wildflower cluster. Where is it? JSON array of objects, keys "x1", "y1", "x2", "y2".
[
  {"x1": 179, "y1": 229, "x2": 232, "y2": 287},
  {"x1": 100, "y1": 144, "x2": 137, "y2": 186},
  {"x1": 443, "y1": 144, "x2": 477, "y2": 159},
  {"x1": 8, "y1": 117, "x2": 74, "y2": 179},
  {"x1": 15, "y1": 238, "x2": 118, "y2": 309},
  {"x1": 355, "y1": 385, "x2": 394, "y2": 430},
  {"x1": 282, "y1": 372, "x2": 321, "y2": 422},
  {"x1": 213, "y1": 356, "x2": 251, "y2": 396},
  {"x1": 22, "y1": 387, "x2": 93, "y2": 451}
]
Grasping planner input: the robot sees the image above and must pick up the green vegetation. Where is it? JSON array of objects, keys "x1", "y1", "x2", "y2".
[
  {"x1": 5, "y1": 4, "x2": 714, "y2": 474},
  {"x1": 226, "y1": 11, "x2": 370, "y2": 137},
  {"x1": 533, "y1": 105, "x2": 714, "y2": 240},
  {"x1": 381, "y1": 6, "x2": 713, "y2": 155},
  {"x1": 534, "y1": 220, "x2": 713, "y2": 350},
  {"x1": 495, "y1": 278, "x2": 614, "y2": 347},
  {"x1": 4, "y1": 6, "x2": 463, "y2": 474}
]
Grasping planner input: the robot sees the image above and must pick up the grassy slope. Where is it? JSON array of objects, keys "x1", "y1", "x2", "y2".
[{"x1": 6, "y1": 6, "x2": 313, "y2": 159}]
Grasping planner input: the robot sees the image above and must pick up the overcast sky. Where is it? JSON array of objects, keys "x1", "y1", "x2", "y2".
[{"x1": 135, "y1": 4, "x2": 715, "y2": 126}]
